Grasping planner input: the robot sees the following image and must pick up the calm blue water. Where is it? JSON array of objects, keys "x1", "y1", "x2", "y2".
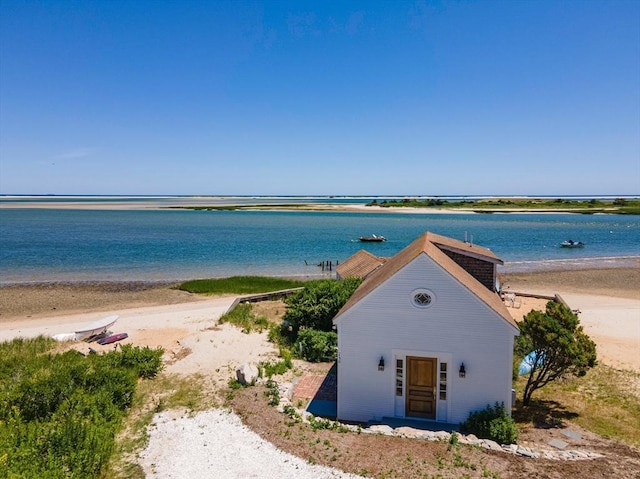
[{"x1": 1, "y1": 208, "x2": 639, "y2": 284}]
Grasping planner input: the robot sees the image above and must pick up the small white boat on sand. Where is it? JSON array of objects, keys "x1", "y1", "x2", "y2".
[{"x1": 53, "y1": 315, "x2": 119, "y2": 342}]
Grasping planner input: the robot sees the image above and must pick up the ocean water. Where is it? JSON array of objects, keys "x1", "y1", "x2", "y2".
[{"x1": 1, "y1": 207, "x2": 639, "y2": 284}]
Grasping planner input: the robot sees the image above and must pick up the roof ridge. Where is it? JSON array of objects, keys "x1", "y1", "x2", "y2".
[{"x1": 334, "y1": 232, "x2": 516, "y2": 329}]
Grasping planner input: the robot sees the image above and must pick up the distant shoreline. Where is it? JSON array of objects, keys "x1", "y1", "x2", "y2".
[{"x1": 1, "y1": 195, "x2": 639, "y2": 214}]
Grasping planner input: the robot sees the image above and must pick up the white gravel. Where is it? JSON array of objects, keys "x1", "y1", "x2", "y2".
[{"x1": 138, "y1": 409, "x2": 364, "y2": 478}]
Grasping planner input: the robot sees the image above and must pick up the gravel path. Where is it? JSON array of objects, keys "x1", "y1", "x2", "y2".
[{"x1": 139, "y1": 409, "x2": 362, "y2": 479}]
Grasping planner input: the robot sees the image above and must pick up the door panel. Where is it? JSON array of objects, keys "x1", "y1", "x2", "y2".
[{"x1": 405, "y1": 356, "x2": 436, "y2": 419}]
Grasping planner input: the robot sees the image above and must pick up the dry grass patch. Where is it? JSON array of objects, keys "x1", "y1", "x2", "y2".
[
  {"x1": 108, "y1": 372, "x2": 219, "y2": 479},
  {"x1": 515, "y1": 364, "x2": 640, "y2": 447},
  {"x1": 251, "y1": 299, "x2": 287, "y2": 320}
]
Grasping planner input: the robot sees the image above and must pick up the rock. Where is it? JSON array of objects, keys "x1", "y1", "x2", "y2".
[
  {"x1": 480, "y1": 439, "x2": 503, "y2": 451},
  {"x1": 432, "y1": 430, "x2": 451, "y2": 441},
  {"x1": 459, "y1": 433, "x2": 480, "y2": 445},
  {"x1": 365, "y1": 425, "x2": 394, "y2": 435},
  {"x1": 503, "y1": 444, "x2": 518, "y2": 454},
  {"x1": 562, "y1": 429, "x2": 582, "y2": 440},
  {"x1": 548, "y1": 438, "x2": 568, "y2": 450},
  {"x1": 417, "y1": 431, "x2": 439, "y2": 441},
  {"x1": 542, "y1": 451, "x2": 559, "y2": 460},
  {"x1": 235, "y1": 363, "x2": 259, "y2": 385},
  {"x1": 395, "y1": 426, "x2": 421, "y2": 438},
  {"x1": 516, "y1": 446, "x2": 536, "y2": 458},
  {"x1": 342, "y1": 424, "x2": 362, "y2": 433},
  {"x1": 278, "y1": 382, "x2": 294, "y2": 401}
]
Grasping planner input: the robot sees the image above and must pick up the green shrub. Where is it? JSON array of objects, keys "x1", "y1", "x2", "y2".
[
  {"x1": 283, "y1": 278, "x2": 361, "y2": 340},
  {"x1": 308, "y1": 415, "x2": 348, "y2": 432},
  {"x1": 264, "y1": 380, "x2": 280, "y2": 406},
  {"x1": 294, "y1": 329, "x2": 337, "y2": 362},
  {"x1": 268, "y1": 322, "x2": 291, "y2": 346},
  {"x1": 460, "y1": 402, "x2": 519, "y2": 444}
]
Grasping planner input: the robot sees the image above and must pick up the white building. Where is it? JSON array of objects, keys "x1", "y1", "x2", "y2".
[{"x1": 333, "y1": 232, "x2": 518, "y2": 425}]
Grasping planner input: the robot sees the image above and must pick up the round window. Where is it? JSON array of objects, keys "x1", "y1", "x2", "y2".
[{"x1": 412, "y1": 289, "x2": 435, "y2": 308}]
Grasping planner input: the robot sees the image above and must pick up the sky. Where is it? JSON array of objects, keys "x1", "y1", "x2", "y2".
[{"x1": 0, "y1": 0, "x2": 639, "y2": 196}]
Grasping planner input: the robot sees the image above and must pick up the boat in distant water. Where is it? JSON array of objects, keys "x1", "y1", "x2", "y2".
[
  {"x1": 359, "y1": 234, "x2": 386, "y2": 242},
  {"x1": 561, "y1": 240, "x2": 585, "y2": 248}
]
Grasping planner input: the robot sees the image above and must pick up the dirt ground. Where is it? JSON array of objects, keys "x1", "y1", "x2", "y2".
[{"x1": 228, "y1": 381, "x2": 640, "y2": 479}]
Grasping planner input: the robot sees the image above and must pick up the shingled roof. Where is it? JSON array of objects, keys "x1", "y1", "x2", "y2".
[
  {"x1": 334, "y1": 232, "x2": 516, "y2": 329},
  {"x1": 336, "y1": 249, "x2": 386, "y2": 279}
]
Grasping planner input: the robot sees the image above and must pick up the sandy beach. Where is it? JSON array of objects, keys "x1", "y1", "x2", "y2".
[{"x1": 1, "y1": 267, "x2": 638, "y2": 373}]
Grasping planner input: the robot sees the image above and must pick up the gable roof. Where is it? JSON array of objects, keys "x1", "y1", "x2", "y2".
[
  {"x1": 427, "y1": 232, "x2": 503, "y2": 265},
  {"x1": 336, "y1": 249, "x2": 386, "y2": 279},
  {"x1": 334, "y1": 232, "x2": 517, "y2": 329}
]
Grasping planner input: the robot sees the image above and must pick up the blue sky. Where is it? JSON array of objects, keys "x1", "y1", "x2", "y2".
[{"x1": 1, "y1": 1, "x2": 638, "y2": 196}]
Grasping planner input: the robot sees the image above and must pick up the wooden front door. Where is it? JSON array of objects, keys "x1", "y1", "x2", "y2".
[{"x1": 405, "y1": 356, "x2": 437, "y2": 419}]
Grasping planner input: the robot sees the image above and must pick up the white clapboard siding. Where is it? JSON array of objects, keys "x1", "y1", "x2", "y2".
[{"x1": 336, "y1": 253, "x2": 517, "y2": 424}]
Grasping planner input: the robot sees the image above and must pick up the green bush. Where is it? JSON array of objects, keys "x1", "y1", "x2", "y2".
[
  {"x1": 294, "y1": 329, "x2": 337, "y2": 362},
  {"x1": 460, "y1": 402, "x2": 519, "y2": 444},
  {"x1": 282, "y1": 277, "x2": 361, "y2": 341}
]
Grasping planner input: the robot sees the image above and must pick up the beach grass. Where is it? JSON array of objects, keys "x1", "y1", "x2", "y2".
[
  {"x1": 218, "y1": 302, "x2": 272, "y2": 333},
  {"x1": 0, "y1": 336, "x2": 164, "y2": 479},
  {"x1": 178, "y1": 276, "x2": 305, "y2": 294}
]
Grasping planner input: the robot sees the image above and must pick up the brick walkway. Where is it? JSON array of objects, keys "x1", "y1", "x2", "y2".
[{"x1": 293, "y1": 372, "x2": 337, "y2": 401}]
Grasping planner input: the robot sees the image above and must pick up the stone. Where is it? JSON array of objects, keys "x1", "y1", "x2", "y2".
[
  {"x1": 235, "y1": 363, "x2": 259, "y2": 385},
  {"x1": 394, "y1": 426, "x2": 421, "y2": 438},
  {"x1": 503, "y1": 444, "x2": 518, "y2": 454},
  {"x1": 459, "y1": 434, "x2": 481, "y2": 445},
  {"x1": 571, "y1": 451, "x2": 590, "y2": 459},
  {"x1": 416, "y1": 431, "x2": 439, "y2": 441},
  {"x1": 342, "y1": 424, "x2": 362, "y2": 433},
  {"x1": 278, "y1": 382, "x2": 294, "y2": 401},
  {"x1": 548, "y1": 439, "x2": 568, "y2": 450},
  {"x1": 432, "y1": 430, "x2": 451, "y2": 441},
  {"x1": 366, "y1": 424, "x2": 394, "y2": 435},
  {"x1": 516, "y1": 446, "x2": 536, "y2": 458},
  {"x1": 480, "y1": 439, "x2": 503, "y2": 451},
  {"x1": 562, "y1": 429, "x2": 582, "y2": 440}
]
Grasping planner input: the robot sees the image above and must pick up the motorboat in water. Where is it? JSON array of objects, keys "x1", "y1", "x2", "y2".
[
  {"x1": 560, "y1": 240, "x2": 585, "y2": 248},
  {"x1": 359, "y1": 234, "x2": 386, "y2": 242}
]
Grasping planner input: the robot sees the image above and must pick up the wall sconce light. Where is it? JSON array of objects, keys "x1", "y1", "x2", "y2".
[
  {"x1": 459, "y1": 363, "x2": 466, "y2": 378},
  {"x1": 378, "y1": 356, "x2": 385, "y2": 371}
]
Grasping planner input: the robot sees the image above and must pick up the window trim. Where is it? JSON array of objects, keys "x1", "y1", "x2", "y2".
[
  {"x1": 439, "y1": 362, "x2": 447, "y2": 401},
  {"x1": 411, "y1": 288, "x2": 436, "y2": 309}
]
